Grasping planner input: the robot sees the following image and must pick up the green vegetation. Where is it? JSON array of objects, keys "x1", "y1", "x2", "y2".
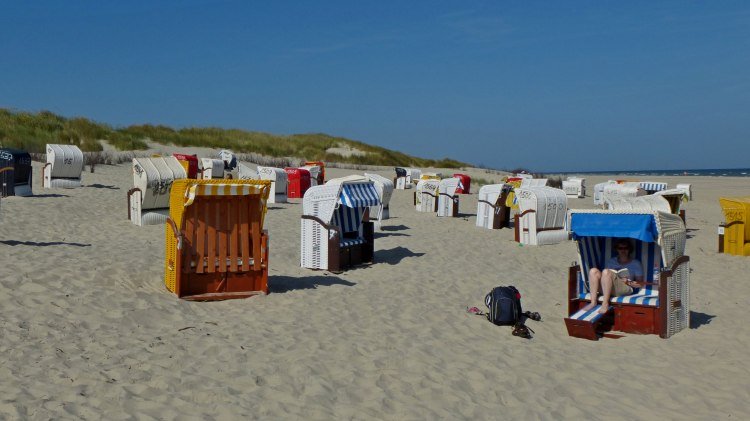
[{"x1": 0, "y1": 108, "x2": 469, "y2": 168}]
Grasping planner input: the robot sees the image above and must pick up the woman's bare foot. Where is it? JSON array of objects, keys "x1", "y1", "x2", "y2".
[{"x1": 598, "y1": 303, "x2": 610, "y2": 314}]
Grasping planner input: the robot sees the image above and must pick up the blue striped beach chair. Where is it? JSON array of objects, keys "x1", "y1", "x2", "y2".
[
  {"x1": 565, "y1": 209, "x2": 690, "y2": 339},
  {"x1": 301, "y1": 180, "x2": 381, "y2": 271}
]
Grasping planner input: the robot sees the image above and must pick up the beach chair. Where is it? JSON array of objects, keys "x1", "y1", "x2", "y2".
[
  {"x1": 520, "y1": 178, "x2": 548, "y2": 188},
  {"x1": 593, "y1": 180, "x2": 617, "y2": 206},
  {"x1": 476, "y1": 184, "x2": 512, "y2": 229},
  {"x1": 654, "y1": 189, "x2": 689, "y2": 222},
  {"x1": 564, "y1": 209, "x2": 690, "y2": 339},
  {"x1": 219, "y1": 149, "x2": 237, "y2": 171},
  {"x1": 256, "y1": 166, "x2": 288, "y2": 204},
  {"x1": 301, "y1": 180, "x2": 380, "y2": 271},
  {"x1": 394, "y1": 167, "x2": 409, "y2": 189},
  {"x1": 605, "y1": 194, "x2": 672, "y2": 213},
  {"x1": 453, "y1": 173, "x2": 471, "y2": 194},
  {"x1": 164, "y1": 179, "x2": 271, "y2": 300},
  {"x1": 640, "y1": 181, "x2": 668, "y2": 194},
  {"x1": 0, "y1": 148, "x2": 33, "y2": 197},
  {"x1": 303, "y1": 161, "x2": 326, "y2": 185},
  {"x1": 406, "y1": 168, "x2": 421, "y2": 185},
  {"x1": 128, "y1": 157, "x2": 187, "y2": 226},
  {"x1": 43, "y1": 144, "x2": 84, "y2": 188},
  {"x1": 437, "y1": 178, "x2": 460, "y2": 217},
  {"x1": 236, "y1": 162, "x2": 259, "y2": 180},
  {"x1": 562, "y1": 177, "x2": 586, "y2": 198},
  {"x1": 173, "y1": 153, "x2": 199, "y2": 179},
  {"x1": 300, "y1": 164, "x2": 323, "y2": 186},
  {"x1": 718, "y1": 197, "x2": 750, "y2": 256},
  {"x1": 514, "y1": 186, "x2": 568, "y2": 245},
  {"x1": 364, "y1": 173, "x2": 394, "y2": 229},
  {"x1": 415, "y1": 179, "x2": 439, "y2": 212},
  {"x1": 601, "y1": 183, "x2": 646, "y2": 208},
  {"x1": 676, "y1": 183, "x2": 692, "y2": 201},
  {"x1": 199, "y1": 158, "x2": 225, "y2": 180}
]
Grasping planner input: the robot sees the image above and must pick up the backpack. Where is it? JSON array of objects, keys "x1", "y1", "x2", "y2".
[{"x1": 485, "y1": 286, "x2": 522, "y2": 326}]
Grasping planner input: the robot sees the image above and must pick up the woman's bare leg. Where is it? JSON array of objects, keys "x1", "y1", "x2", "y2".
[
  {"x1": 599, "y1": 270, "x2": 615, "y2": 313},
  {"x1": 582, "y1": 268, "x2": 601, "y2": 311}
]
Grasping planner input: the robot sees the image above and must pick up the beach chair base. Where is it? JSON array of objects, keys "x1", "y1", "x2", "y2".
[{"x1": 564, "y1": 304, "x2": 614, "y2": 340}]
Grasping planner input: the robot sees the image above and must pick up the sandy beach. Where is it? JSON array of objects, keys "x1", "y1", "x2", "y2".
[{"x1": 1, "y1": 156, "x2": 749, "y2": 420}]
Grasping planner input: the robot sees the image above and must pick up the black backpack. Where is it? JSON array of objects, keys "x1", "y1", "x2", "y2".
[{"x1": 485, "y1": 286, "x2": 522, "y2": 326}]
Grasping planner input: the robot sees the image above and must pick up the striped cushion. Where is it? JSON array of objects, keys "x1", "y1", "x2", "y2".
[
  {"x1": 340, "y1": 238, "x2": 365, "y2": 247},
  {"x1": 569, "y1": 305, "x2": 611, "y2": 322},
  {"x1": 577, "y1": 237, "x2": 661, "y2": 307}
]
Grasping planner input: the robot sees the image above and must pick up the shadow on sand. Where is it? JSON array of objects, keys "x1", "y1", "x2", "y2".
[{"x1": 269, "y1": 274, "x2": 356, "y2": 293}]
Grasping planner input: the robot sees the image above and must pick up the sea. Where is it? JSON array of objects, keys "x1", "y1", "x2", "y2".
[{"x1": 550, "y1": 168, "x2": 750, "y2": 177}]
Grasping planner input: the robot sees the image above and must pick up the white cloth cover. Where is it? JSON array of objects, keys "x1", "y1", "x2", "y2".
[
  {"x1": 364, "y1": 173, "x2": 395, "y2": 229},
  {"x1": 515, "y1": 186, "x2": 568, "y2": 245},
  {"x1": 257, "y1": 166, "x2": 288, "y2": 203},
  {"x1": 44, "y1": 144, "x2": 84, "y2": 188},
  {"x1": 562, "y1": 177, "x2": 586, "y2": 198},
  {"x1": 476, "y1": 184, "x2": 505, "y2": 229},
  {"x1": 199, "y1": 158, "x2": 225, "y2": 179},
  {"x1": 437, "y1": 178, "x2": 459, "y2": 217},
  {"x1": 415, "y1": 179, "x2": 439, "y2": 212},
  {"x1": 130, "y1": 156, "x2": 187, "y2": 226}
]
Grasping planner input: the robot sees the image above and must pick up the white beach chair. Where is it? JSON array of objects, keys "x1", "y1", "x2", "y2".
[
  {"x1": 394, "y1": 167, "x2": 410, "y2": 189},
  {"x1": 605, "y1": 194, "x2": 671, "y2": 213},
  {"x1": 300, "y1": 165, "x2": 323, "y2": 186},
  {"x1": 476, "y1": 184, "x2": 512, "y2": 229},
  {"x1": 565, "y1": 209, "x2": 689, "y2": 339},
  {"x1": 520, "y1": 178, "x2": 548, "y2": 188},
  {"x1": 415, "y1": 179, "x2": 439, "y2": 212},
  {"x1": 514, "y1": 186, "x2": 568, "y2": 245},
  {"x1": 236, "y1": 162, "x2": 259, "y2": 180},
  {"x1": 593, "y1": 180, "x2": 617, "y2": 206},
  {"x1": 406, "y1": 168, "x2": 421, "y2": 185},
  {"x1": 43, "y1": 144, "x2": 84, "y2": 188},
  {"x1": 301, "y1": 180, "x2": 380, "y2": 271},
  {"x1": 562, "y1": 177, "x2": 586, "y2": 198},
  {"x1": 219, "y1": 149, "x2": 237, "y2": 171},
  {"x1": 199, "y1": 158, "x2": 225, "y2": 180},
  {"x1": 437, "y1": 178, "x2": 460, "y2": 217},
  {"x1": 601, "y1": 183, "x2": 646, "y2": 208},
  {"x1": 256, "y1": 166, "x2": 288, "y2": 204},
  {"x1": 364, "y1": 173, "x2": 394, "y2": 229},
  {"x1": 639, "y1": 181, "x2": 668, "y2": 194},
  {"x1": 676, "y1": 183, "x2": 692, "y2": 201},
  {"x1": 128, "y1": 157, "x2": 187, "y2": 226}
]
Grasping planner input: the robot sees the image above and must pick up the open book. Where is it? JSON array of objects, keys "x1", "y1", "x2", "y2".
[{"x1": 611, "y1": 268, "x2": 630, "y2": 280}]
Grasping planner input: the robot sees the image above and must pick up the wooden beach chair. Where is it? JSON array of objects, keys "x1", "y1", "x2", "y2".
[
  {"x1": 565, "y1": 209, "x2": 690, "y2": 339},
  {"x1": 514, "y1": 186, "x2": 568, "y2": 245},
  {"x1": 718, "y1": 196, "x2": 750, "y2": 256},
  {"x1": 300, "y1": 180, "x2": 380, "y2": 271},
  {"x1": 164, "y1": 179, "x2": 271, "y2": 300}
]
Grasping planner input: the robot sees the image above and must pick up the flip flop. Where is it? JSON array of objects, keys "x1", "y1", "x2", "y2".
[
  {"x1": 524, "y1": 311, "x2": 542, "y2": 321},
  {"x1": 512, "y1": 323, "x2": 535, "y2": 339},
  {"x1": 467, "y1": 306, "x2": 484, "y2": 316}
]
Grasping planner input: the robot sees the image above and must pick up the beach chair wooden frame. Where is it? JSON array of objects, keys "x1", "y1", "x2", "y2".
[
  {"x1": 164, "y1": 179, "x2": 271, "y2": 300},
  {"x1": 565, "y1": 210, "x2": 690, "y2": 339}
]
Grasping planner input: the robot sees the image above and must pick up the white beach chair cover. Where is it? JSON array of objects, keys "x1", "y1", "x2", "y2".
[
  {"x1": 130, "y1": 156, "x2": 187, "y2": 226},
  {"x1": 415, "y1": 179, "x2": 439, "y2": 212},
  {"x1": 515, "y1": 173, "x2": 533, "y2": 179},
  {"x1": 476, "y1": 184, "x2": 505, "y2": 229},
  {"x1": 199, "y1": 158, "x2": 225, "y2": 180},
  {"x1": 602, "y1": 184, "x2": 646, "y2": 207},
  {"x1": 44, "y1": 144, "x2": 84, "y2": 188},
  {"x1": 237, "y1": 162, "x2": 259, "y2": 180},
  {"x1": 257, "y1": 166, "x2": 288, "y2": 203},
  {"x1": 437, "y1": 178, "x2": 460, "y2": 217},
  {"x1": 675, "y1": 183, "x2": 692, "y2": 201},
  {"x1": 515, "y1": 186, "x2": 568, "y2": 245},
  {"x1": 605, "y1": 195, "x2": 672, "y2": 213},
  {"x1": 406, "y1": 168, "x2": 421, "y2": 184},
  {"x1": 521, "y1": 178, "x2": 548, "y2": 188},
  {"x1": 301, "y1": 165, "x2": 322, "y2": 186},
  {"x1": 365, "y1": 173, "x2": 395, "y2": 228},
  {"x1": 218, "y1": 149, "x2": 237, "y2": 170},
  {"x1": 593, "y1": 180, "x2": 617, "y2": 205}
]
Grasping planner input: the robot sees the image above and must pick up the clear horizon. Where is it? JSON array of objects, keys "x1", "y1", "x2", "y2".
[{"x1": 1, "y1": 1, "x2": 748, "y2": 172}]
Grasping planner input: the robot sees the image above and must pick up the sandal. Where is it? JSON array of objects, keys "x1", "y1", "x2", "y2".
[
  {"x1": 512, "y1": 323, "x2": 535, "y2": 339},
  {"x1": 467, "y1": 306, "x2": 485, "y2": 316},
  {"x1": 524, "y1": 311, "x2": 542, "y2": 321}
]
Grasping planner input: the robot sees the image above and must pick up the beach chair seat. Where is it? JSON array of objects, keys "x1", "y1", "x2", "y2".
[
  {"x1": 164, "y1": 179, "x2": 271, "y2": 300},
  {"x1": 567, "y1": 210, "x2": 690, "y2": 338},
  {"x1": 564, "y1": 305, "x2": 614, "y2": 340}
]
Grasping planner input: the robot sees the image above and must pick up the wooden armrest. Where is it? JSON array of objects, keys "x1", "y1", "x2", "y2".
[{"x1": 301, "y1": 215, "x2": 342, "y2": 236}]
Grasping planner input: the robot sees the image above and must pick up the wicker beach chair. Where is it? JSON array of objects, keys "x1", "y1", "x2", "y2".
[
  {"x1": 128, "y1": 157, "x2": 187, "y2": 226},
  {"x1": 564, "y1": 209, "x2": 690, "y2": 339},
  {"x1": 364, "y1": 173, "x2": 394, "y2": 229},
  {"x1": 164, "y1": 179, "x2": 271, "y2": 300},
  {"x1": 476, "y1": 184, "x2": 512, "y2": 229},
  {"x1": 514, "y1": 186, "x2": 568, "y2": 245},
  {"x1": 43, "y1": 144, "x2": 84, "y2": 188},
  {"x1": 640, "y1": 181, "x2": 668, "y2": 195},
  {"x1": 301, "y1": 180, "x2": 380, "y2": 271}
]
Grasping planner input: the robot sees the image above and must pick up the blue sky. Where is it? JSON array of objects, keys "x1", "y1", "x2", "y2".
[{"x1": 1, "y1": 1, "x2": 748, "y2": 171}]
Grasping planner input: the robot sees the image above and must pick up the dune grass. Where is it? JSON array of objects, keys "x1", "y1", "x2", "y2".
[{"x1": 0, "y1": 108, "x2": 469, "y2": 168}]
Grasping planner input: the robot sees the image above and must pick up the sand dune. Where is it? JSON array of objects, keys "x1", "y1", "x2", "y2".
[{"x1": 1, "y1": 162, "x2": 749, "y2": 419}]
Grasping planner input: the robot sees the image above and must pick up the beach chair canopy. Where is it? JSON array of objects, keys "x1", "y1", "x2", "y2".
[
  {"x1": 515, "y1": 186, "x2": 568, "y2": 245},
  {"x1": 132, "y1": 156, "x2": 187, "y2": 210},
  {"x1": 46, "y1": 144, "x2": 84, "y2": 178},
  {"x1": 0, "y1": 148, "x2": 32, "y2": 197},
  {"x1": 237, "y1": 162, "x2": 259, "y2": 180},
  {"x1": 364, "y1": 173, "x2": 394, "y2": 208},
  {"x1": 640, "y1": 181, "x2": 668, "y2": 193},
  {"x1": 453, "y1": 173, "x2": 471, "y2": 194},
  {"x1": 219, "y1": 149, "x2": 237, "y2": 170},
  {"x1": 300, "y1": 164, "x2": 322, "y2": 185},
  {"x1": 395, "y1": 167, "x2": 407, "y2": 178},
  {"x1": 654, "y1": 189, "x2": 688, "y2": 214},
  {"x1": 602, "y1": 184, "x2": 646, "y2": 207},
  {"x1": 676, "y1": 183, "x2": 692, "y2": 201},
  {"x1": 605, "y1": 194, "x2": 672, "y2": 214}
]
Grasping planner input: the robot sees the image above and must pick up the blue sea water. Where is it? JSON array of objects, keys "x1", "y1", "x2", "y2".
[{"x1": 553, "y1": 168, "x2": 750, "y2": 177}]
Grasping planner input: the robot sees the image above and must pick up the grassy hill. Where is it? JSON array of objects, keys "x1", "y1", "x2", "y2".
[{"x1": 0, "y1": 108, "x2": 468, "y2": 168}]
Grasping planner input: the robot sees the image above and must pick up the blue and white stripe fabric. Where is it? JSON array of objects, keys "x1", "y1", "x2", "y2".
[
  {"x1": 332, "y1": 206, "x2": 365, "y2": 234},
  {"x1": 569, "y1": 305, "x2": 610, "y2": 322},
  {"x1": 640, "y1": 182, "x2": 668, "y2": 193},
  {"x1": 339, "y1": 183, "x2": 380, "y2": 208},
  {"x1": 340, "y1": 238, "x2": 365, "y2": 247},
  {"x1": 576, "y1": 237, "x2": 661, "y2": 307}
]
